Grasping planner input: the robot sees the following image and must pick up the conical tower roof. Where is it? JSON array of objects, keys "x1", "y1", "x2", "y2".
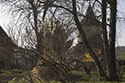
[
  {"x1": 78, "y1": 5, "x2": 102, "y2": 45},
  {"x1": 81, "y1": 5, "x2": 100, "y2": 26}
]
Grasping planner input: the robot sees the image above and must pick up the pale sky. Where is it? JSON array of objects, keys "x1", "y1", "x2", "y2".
[
  {"x1": 116, "y1": 0, "x2": 125, "y2": 46},
  {"x1": 0, "y1": 1, "x2": 125, "y2": 46}
]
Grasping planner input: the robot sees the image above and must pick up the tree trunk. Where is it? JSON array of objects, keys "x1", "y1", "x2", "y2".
[
  {"x1": 108, "y1": 0, "x2": 118, "y2": 81},
  {"x1": 102, "y1": 0, "x2": 109, "y2": 71},
  {"x1": 31, "y1": 2, "x2": 43, "y2": 55},
  {"x1": 72, "y1": 0, "x2": 106, "y2": 78}
]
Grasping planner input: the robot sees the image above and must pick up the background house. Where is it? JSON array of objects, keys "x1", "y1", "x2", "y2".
[
  {"x1": 0, "y1": 26, "x2": 17, "y2": 69},
  {"x1": 80, "y1": 5, "x2": 103, "y2": 50},
  {"x1": 116, "y1": 46, "x2": 125, "y2": 56},
  {"x1": 0, "y1": 26, "x2": 37, "y2": 70}
]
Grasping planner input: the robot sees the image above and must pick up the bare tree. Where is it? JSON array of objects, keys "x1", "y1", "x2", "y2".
[
  {"x1": 102, "y1": 0, "x2": 118, "y2": 81},
  {"x1": 0, "y1": 0, "x2": 119, "y2": 81},
  {"x1": 34, "y1": 18, "x2": 74, "y2": 81}
]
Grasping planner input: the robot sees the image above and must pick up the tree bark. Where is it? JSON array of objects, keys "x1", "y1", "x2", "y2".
[
  {"x1": 30, "y1": 2, "x2": 43, "y2": 55},
  {"x1": 108, "y1": 0, "x2": 118, "y2": 81},
  {"x1": 102, "y1": 0, "x2": 109, "y2": 71},
  {"x1": 72, "y1": 0, "x2": 106, "y2": 78}
]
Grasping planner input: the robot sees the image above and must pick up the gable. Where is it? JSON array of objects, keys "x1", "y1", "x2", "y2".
[{"x1": 0, "y1": 26, "x2": 17, "y2": 48}]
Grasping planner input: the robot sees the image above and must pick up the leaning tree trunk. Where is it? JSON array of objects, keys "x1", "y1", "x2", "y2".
[
  {"x1": 72, "y1": 0, "x2": 106, "y2": 78},
  {"x1": 108, "y1": 0, "x2": 118, "y2": 81}
]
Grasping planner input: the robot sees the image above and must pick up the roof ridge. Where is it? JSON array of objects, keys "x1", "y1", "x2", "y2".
[
  {"x1": 0, "y1": 26, "x2": 9, "y2": 38},
  {"x1": 0, "y1": 26, "x2": 17, "y2": 48}
]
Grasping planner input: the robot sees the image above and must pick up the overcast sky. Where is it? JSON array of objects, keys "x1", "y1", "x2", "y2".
[
  {"x1": 116, "y1": 0, "x2": 125, "y2": 46},
  {"x1": 0, "y1": 0, "x2": 125, "y2": 46}
]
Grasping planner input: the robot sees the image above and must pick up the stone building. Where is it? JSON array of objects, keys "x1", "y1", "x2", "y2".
[
  {"x1": 116, "y1": 46, "x2": 125, "y2": 57},
  {"x1": 0, "y1": 26, "x2": 18, "y2": 69},
  {"x1": 79, "y1": 5, "x2": 103, "y2": 50},
  {"x1": 0, "y1": 26, "x2": 36, "y2": 70}
]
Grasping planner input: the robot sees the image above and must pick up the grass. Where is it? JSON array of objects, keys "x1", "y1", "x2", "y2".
[
  {"x1": 0, "y1": 69, "x2": 26, "y2": 82},
  {"x1": 0, "y1": 69, "x2": 125, "y2": 83}
]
